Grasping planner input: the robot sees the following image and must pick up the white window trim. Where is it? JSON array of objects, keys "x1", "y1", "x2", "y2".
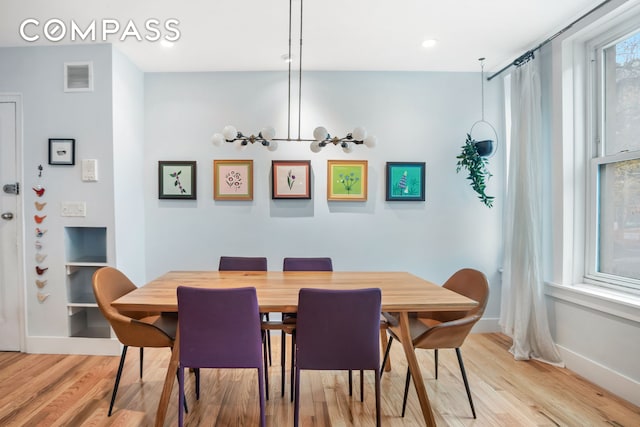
[{"x1": 548, "y1": 0, "x2": 640, "y2": 315}]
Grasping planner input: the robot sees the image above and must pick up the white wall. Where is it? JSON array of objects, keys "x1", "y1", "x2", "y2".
[
  {"x1": 143, "y1": 70, "x2": 506, "y2": 322},
  {"x1": 112, "y1": 47, "x2": 146, "y2": 284},
  {"x1": 542, "y1": 0, "x2": 640, "y2": 406},
  {"x1": 0, "y1": 44, "x2": 115, "y2": 340}
]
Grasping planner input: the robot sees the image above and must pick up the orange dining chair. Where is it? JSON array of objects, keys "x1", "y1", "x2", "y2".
[
  {"x1": 92, "y1": 267, "x2": 185, "y2": 416},
  {"x1": 380, "y1": 268, "x2": 489, "y2": 418}
]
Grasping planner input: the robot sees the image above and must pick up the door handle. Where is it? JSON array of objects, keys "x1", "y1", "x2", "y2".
[{"x1": 1, "y1": 212, "x2": 14, "y2": 220}]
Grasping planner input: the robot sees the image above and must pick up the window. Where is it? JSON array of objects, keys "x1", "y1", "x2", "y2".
[{"x1": 588, "y1": 26, "x2": 640, "y2": 292}]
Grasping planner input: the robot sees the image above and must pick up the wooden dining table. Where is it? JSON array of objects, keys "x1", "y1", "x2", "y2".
[{"x1": 111, "y1": 271, "x2": 478, "y2": 427}]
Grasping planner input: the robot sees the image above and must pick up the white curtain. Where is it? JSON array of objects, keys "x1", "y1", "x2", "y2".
[{"x1": 500, "y1": 58, "x2": 564, "y2": 366}]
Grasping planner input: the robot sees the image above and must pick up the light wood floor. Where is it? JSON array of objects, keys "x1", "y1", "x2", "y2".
[{"x1": 0, "y1": 333, "x2": 638, "y2": 426}]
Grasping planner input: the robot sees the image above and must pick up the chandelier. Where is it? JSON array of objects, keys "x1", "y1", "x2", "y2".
[{"x1": 210, "y1": 0, "x2": 376, "y2": 153}]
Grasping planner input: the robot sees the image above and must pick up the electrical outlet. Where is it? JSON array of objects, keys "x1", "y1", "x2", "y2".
[
  {"x1": 81, "y1": 159, "x2": 98, "y2": 181},
  {"x1": 61, "y1": 201, "x2": 86, "y2": 217}
]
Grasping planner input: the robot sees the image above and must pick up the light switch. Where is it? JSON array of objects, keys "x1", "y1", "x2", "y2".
[
  {"x1": 61, "y1": 201, "x2": 86, "y2": 217},
  {"x1": 82, "y1": 159, "x2": 98, "y2": 181}
]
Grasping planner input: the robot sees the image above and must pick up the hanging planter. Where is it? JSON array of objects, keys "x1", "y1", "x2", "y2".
[
  {"x1": 457, "y1": 57, "x2": 497, "y2": 207},
  {"x1": 456, "y1": 134, "x2": 494, "y2": 208}
]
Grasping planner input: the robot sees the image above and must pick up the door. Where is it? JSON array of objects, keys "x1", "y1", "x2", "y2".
[{"x1": 0, "y1": 99, "x2": 21, "y2": 351}]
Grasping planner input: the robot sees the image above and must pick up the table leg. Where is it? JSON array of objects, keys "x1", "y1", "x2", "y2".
[
  {"x1": 398, "y1": 312, "x2": 436, "y2": 426},
  {"x1": 155, "y1": 329, "x2": 180, "y2": 427}
]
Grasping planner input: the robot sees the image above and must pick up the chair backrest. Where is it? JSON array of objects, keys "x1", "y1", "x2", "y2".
[
  {"x1": 283, "y1": 257, "x2": 333, "y2": 271},
  {"x1": 177, "y1": 286, "x2": 263, "y2": 369},
  {"x1": 218, "y1": 256, "x2": 267, "y2": 271},
  {"x1": 92, "y1": 266, "x2": 174, "y2": 347},
  {"x1": 295, "y1": 288, "x2": 381, "y2": 371},
  {"x1": 414, "y1": 268, "x2": 489, "y2": 350},
  {"x1": 437, "y1": 268, "x2": 489, "y2": 322}
]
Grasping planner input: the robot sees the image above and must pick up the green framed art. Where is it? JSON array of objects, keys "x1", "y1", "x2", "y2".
[
  {"x1": 327, "y1": 160, "x2": 368, "y2": 201},
  {"x1": 385, "y1": 162, "x2": 425, "y2": 201}
]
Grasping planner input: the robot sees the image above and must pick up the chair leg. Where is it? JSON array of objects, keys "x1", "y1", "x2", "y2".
[
  {"x1": 257, "y1": 365, "x2": 266, "y2": 427},
  {"x1": 195, "y1": 368, "x2": 200, "y2": 400},
  {"x1": 290, "y1": 331, "x2": 296, "y2": 402},
  {"x1": 294, "y1": 366, "x2": 301, "y2": 427},
  {"x1": 281, "y1": 331, "x2": 286, "y2": 397},
  {"x1": 380, "y1": 336, "x2": 394, "y2": 377},
  {"x1": 175, "y1": 369, "x2": 189, "y2": 413},
  {"x1": 375, "y1": 368, "x2": 381, "y2": 427},
  {"x1": 455, "y1": 348, "x2": 477, "y2": 419},
  {"x1": 262, "y1": 331, "x2": 270, "y2": 401},
  {"x1": 435, "y1": 348, "x2": 439, "y2": 380},
  {"x1": 108, "y1": 345, "x2": 128, "y2": 416},
  {"x1": 401, "y1": 367, "x2": 411, "y2": 417},
  {"x1": 360, "y1": 370, "x2": 364, "y2": 402},
  {"x1": 139, "y1": 347, "x2": 144, "y2": 378},
  {"x1": 348, "y1": 370, "x2": 353, "y2": 396},
  {"x1": 265, "y1": 313, "x2": 272, "y2": 366},
  {"x1": 178, "y1": 366, "x2": 185, "y2": 427}
]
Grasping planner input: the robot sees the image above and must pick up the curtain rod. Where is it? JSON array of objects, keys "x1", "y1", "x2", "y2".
[{"x1": 487, "y1": 0, "x2": 615, "y2": 81}]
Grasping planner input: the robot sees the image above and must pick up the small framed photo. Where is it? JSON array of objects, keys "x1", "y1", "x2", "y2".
[
  {"x1": 272, "y1": 160, "x2": 311, "y2": 199},
  {"x1": 158, "y1": 161, "x2": 197, "y2": 200},
  {"x1": 48, "y1": 139, "x2": 75, "y2": 165},
  {"x1": 214, "y1": 159, "x2": 254, "y2": 201},
  {"x1": 327, "y1": 160, "x2": 368, "y2": 201},
  {"x1": 385, "y1": 162, "x2": 426, "y2": 201}
]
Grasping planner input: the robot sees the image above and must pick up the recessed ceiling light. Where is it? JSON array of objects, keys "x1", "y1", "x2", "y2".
[
  {"x1": 422, "y1": 39, "x2": 438, "y2": 48},
  {"x1": 160, "y1": 39, "x2": 174, "y2": 48}
]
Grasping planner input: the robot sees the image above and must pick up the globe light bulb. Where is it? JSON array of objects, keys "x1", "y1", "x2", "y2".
[
  {"x1": 260, "y1": 126, "x2": 276, "y2": 141},
  {"x1": 222, "y1": 125, "x2": 238, "y2": 141},
  {"x1": 342, "y1": 141, "x2": 353, "y2": 153},
  {"x1": 211, "y1": 133, "x2": 225, "y2": 146},
  {"x1": 363, "y1": 135, "x2": 377, "y2": 148},
  {"x1": 267, "y1": 140, "x2": 278, "y2": 152},
  {"x1": 313, "y1": 126, "x2": 329, "y2": 142},
  {"x1": 310, "y1": 141, "x2": 322, "y2": 153},
  {"x1": 352, "y1": 126, "x2": 367, "y2": 141}
]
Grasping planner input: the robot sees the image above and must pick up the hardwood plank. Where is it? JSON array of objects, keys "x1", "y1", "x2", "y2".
[{"x1": 1, "y1": 333, "x2": 639, "y2": 426}]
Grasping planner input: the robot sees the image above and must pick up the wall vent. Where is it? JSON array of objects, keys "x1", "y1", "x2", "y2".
[{"x1": 64, "y1": 62, "x2": 93, "y2": 92}]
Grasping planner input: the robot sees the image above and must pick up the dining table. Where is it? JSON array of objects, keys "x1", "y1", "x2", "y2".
[{"x1": 111, "y1": 270, "x2": 478, "y2": 427}]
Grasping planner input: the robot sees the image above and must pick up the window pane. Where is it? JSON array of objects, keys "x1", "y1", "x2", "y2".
[
  {"x1": 598, "y1": 159, "x2": 640, "y2": 280},
  {"x1": 603, "y1": 32, "x2": 640, "y2": 155}
]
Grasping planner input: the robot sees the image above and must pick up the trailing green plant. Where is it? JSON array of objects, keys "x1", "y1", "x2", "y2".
[{"x1": 456, "y1": 134, "x2": 494, "y2": 208}]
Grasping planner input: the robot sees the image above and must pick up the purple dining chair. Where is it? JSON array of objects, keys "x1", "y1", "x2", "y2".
[
  {"x1": 177, "y1": 286, "x2": 266, "y2": 427},
  {"x1": 218, "y1": 256, "x2": 272, "y2": 396},
  {"x1": 294, "y1": 287, "x2": 382, "y2": 427},
  {"x1": 281, "y1": 257, "x2": 333, "y2": 399}
]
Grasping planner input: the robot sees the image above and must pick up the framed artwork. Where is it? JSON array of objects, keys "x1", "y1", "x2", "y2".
[
  {"x1": 158, "y1": 161, "x2": 197, "y2": 199},
  {"x1": 48, "y1": 138, "x2": 75, "y2": 165},
  {"x1": 272, "y1": 160, "x2": 311, "y2": 199},
  {"x1": 386, "y1": 162, "x2": 426, "y2": 201},
  {"x1": 327, "y1": 160, "x2": 368, "y2": 201},
  {"x1": 214, "y1": 159, "x2": 254, "y2": 200}
]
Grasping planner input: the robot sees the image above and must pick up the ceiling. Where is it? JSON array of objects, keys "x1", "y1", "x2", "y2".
[{"x1": 0, "y1": 0, "x2": 604, "y2": 73}]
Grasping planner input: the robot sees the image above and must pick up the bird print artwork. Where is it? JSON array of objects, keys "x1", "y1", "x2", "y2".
[
  {"x1": 37, "y1": 292, "x2": 50, "y2": 303},
  {"x1": 34, "y1": 201, "x2": 47, "y2": 211},
  {"x1": 35, "y1": 228, "x2": 47, "y2": 238},
  {"x1": 35, "y1": 266, "x2": 48, "y2": 275},
  {"x1": 32, "y1": 186, "x2": 45, "y2": 197},
  {"x1": 35, "y1": 241, "x2": 43, "y2": 250},
  {"x1": 35, "y1": 253, "x2": 47, "y2": 263},
  {"x1": 35, "y1": 279, "x2": 47, "y2": 289},
  {"x1": 34, "y1": 215, "x2": 47, "y2": 224}
]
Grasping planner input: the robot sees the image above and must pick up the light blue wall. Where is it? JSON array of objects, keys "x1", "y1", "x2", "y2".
[
  {"x1": 143, "y1": 70, "x2": 506, "y2": 320},
  {"x1": 0, "y1": 44, "x2": 114, "y2": 337},
  {"x1": 112, "y1": 47, "x2": 146, "y2": 285}
]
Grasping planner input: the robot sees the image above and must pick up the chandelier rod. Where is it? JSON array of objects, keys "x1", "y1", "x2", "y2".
[{"x1": 297, "y1": 0, "x2": 304, "y2": 141}]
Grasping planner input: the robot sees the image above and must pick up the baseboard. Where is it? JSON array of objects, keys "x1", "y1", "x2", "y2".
[
  {"x1": 472, "y1": 316, "x2": 500, "y2": 333},
  {"x1": 26, "y1": 336, "x2": 121, "y2": 356},
  {"x1": 557, "y1": 344, "x2": 640, "y2": 407}
]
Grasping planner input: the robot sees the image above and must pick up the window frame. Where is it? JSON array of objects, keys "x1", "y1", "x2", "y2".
[{"x1": 585, "y1": 15, "x2": 640, "y2": 295}]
